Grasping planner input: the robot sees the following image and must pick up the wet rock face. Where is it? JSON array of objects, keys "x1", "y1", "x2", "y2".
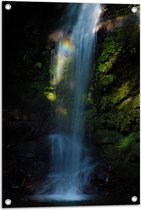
[
  {"x1": 86, "y1": 3, "x2": 140, "y2": 199},
  {"x1": 92, "y1": 4, "x2": 139, "y2": 134}
]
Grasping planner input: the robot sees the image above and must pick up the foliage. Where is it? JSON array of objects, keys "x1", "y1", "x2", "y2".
[
  {"x1": 35, "y1": 62, "x2": 42, "y2": 69},
  {"x1": 91, "y1": 4, "x2": 140, "y2": 139},
  {"x1": 97, "y1": 36, "x2": 122, "y2": 74},
  {"x1": 97, "y1": 129, "x2": 122, "y2": 144},
  {"x1": 99, "y1": 74, "x2": 114, "y2": 86},
  {"x1": 49, "y1": 64, "x2": 56, "y2": 76},
  {"x1": 85, "y1": 108, "x2": 97, "y2": 120},
  {"x1": 106, "y1": 5, "x2": 139, "y2": 17},
  {"x1": 117, "y1": 132, "x2": 139, "y2": 151},
  {"x1": 99, "y1": 92, "x2": 139, "y2": 133},
  {"x1": 43, "y1": 91, "x2": 57, "y2": 102}
]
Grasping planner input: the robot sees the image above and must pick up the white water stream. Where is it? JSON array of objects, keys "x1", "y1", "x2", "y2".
[{"x1": 33, "y1": 3, "x2": 101, "y2": 202}]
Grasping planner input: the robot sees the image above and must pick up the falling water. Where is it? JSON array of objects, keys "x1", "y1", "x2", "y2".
[{"x1": 34, "y1": 3, "x2": 101, "y2": 202}]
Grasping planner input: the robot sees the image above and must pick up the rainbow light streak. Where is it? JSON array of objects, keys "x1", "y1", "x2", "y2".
[
  {"x1": 53, "y1": 38, "x2": 75, "y2": 85},
  {"x1": 60, "y1": 39, "x2": 75, "y2": 57},
  {"x1": 55, "y1": 53, "x2": 65, "y2": 84}
]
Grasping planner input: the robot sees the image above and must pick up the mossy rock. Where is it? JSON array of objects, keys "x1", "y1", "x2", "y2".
[
  {"x1": 100, "y1": 74, "x2": 139, "y2": 108},
  {"x1": 116, "y1": 132, "x2": 139, "y2": 176},
  {"x1": 106, "y1": 5, "x2": 134, "y2": 18},
  {"x1": 99, "y1": 106, "x2": 139, "y2": 133},
  {"x1": 85, "y1": 107, "x2": 97, "y2": 120},
  {"x1": 96, "y1": 129, "x2": 123, "y2": 144},
  {"x1": 99, "y1": 74, "x2": 114, "y2": 86},
  {"x1": 101, "y1": 131, "x2": 139, "y2": 179}
]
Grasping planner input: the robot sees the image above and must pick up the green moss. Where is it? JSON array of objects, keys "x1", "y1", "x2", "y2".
[
  {"x1": 117, "y1": 97, "x2": 132, "y2": 110},
  {"x1": 100, "y1": 105, "x2": 139, "y2": 133},
  {"x1": 100, "y1": 74, "x2": 114, "y2": 86},
  {"x1": 132, "y1": 94, "x2": 140, "y2": 109},
  {"x1": 86, "y1": 92, "x2": 95, "y2": 106},
  {"x1": 63, "y1": 109, "x2": 68, "y2": 116},
  {"x1": 100, "y1": 131, "x2": 139, "y2": 178},
  {"x1": 91, "y1": 4, "x2": 140, "y2": 184},
  {"x1": 97, "y1": 36, "x2": 122, "y2": 74},
  {"x1": 118, "y1": 94, "x2": 139, "y2": 110},
  {"x1": 49, "y1": 64, "x2": 56, "y2": 76},
  {"x1": 115, "y1": 94, "x2": 139, "y2": 132},
  {"x1": 118, "y1": 132, "x2": 137, "y2": 150},
  {"x1": 100, "y1": 76, "x2": 138, "y2": 111},
  {"x1": 117, "y1": 132, "x2": 139, "y2": 164},
  {"x1": 111, "y1": 81, "x2": 130, "y2": 104}
]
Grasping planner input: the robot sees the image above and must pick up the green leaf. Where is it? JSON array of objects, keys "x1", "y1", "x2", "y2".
[{"x1": 35, "y1": 62, "x2": 42, "y2": 69}]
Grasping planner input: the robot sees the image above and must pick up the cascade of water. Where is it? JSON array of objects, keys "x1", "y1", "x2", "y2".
[{"x1": 34, "y1": 3, "x2": 101, "y2": 201}]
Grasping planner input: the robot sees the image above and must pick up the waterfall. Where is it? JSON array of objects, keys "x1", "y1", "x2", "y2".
[{"x1": 33, "y1": 3, "x2": 101, "y2": 202}]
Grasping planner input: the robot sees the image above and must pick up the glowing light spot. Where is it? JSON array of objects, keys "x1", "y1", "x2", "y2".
[
  {"x1": 60, "y1": 39, "x2": 75, "y2": 57},
  {"x1": 44, "y1": 92, "x2": 57, "y2": 102}
]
